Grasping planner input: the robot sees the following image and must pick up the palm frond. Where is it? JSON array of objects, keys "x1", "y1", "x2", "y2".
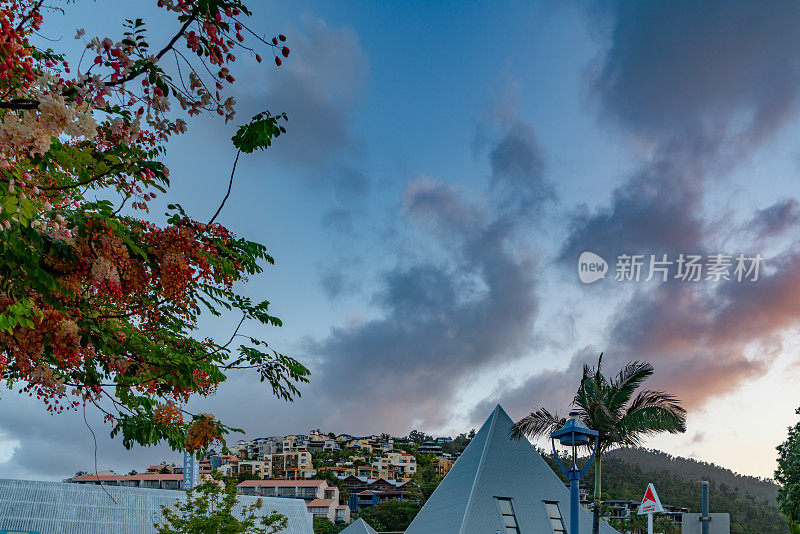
[
  {"x1": 607, "y1": 361, "x2": 654, "y2": 412},
  {"x1": 511, "y1": 408, "x2": 565, "y2": 441},
  {"x1": 617, "y1": 389, "x2": 687, "y2": 446}
]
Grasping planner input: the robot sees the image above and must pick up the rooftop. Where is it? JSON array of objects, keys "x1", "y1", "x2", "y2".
[
  {"x1": 237, "y1": 479, "x2": 327, "y2": 487},
  {"x1": 71, "y1": 473, "x2": 183, "y2": 481},
  {"x1": 0, "y1": 478, "x2": 313, "y2": 534},
  {"x1": 307, "y1": 498, "x2": 337, "y2": 506}
]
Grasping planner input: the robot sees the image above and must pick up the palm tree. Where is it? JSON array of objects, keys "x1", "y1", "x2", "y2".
[{"x1": 512, "y1": 354, "x2": 686, "y2": 534}]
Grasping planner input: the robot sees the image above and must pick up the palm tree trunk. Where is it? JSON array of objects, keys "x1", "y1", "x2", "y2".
[{"x1": 593, "y1": 454, "x2": 602, "y2": 534}]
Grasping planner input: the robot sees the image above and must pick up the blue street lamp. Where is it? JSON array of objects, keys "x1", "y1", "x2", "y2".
[{"x1": 551, "y1": 411, "x2": 599, "y2": 534}]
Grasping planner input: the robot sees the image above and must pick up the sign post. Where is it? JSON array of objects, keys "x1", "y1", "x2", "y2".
[
  {"x1": 638, "y1": 483, "x2": 664, "y2": 534},
  {"x1": 183, "y1": 450, "x2": 198, "y2": 490}
]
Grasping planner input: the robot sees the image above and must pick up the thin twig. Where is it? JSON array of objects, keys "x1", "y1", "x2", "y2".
[
  {"x1": 105, "y1": 9, "x2": 199, "y2": 88},
  {"x1": 207, "y1": 149, "x2": 240, "y2": 226},
  {"x1": 83, "y1": 403, "x2": 117, "y2": 504}
]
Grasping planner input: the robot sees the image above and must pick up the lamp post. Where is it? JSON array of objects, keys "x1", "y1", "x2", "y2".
[{"x1": 551, "y1": 411, "x2": 599, "y2": 534}]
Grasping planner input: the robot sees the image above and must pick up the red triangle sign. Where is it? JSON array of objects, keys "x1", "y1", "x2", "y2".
[{"x1": 638, "y1": 483, "x2": 664, "y2": 515}]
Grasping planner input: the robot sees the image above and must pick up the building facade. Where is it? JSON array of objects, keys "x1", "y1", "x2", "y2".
[{"x1": 68, "y1": 472, "x2": 184, "y2": 490}]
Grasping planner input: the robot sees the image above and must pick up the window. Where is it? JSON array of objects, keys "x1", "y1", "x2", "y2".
[
  {"x1": 545, "y1": 501, "x2": 566, "y2": 533},
  {"x1": 496, "y1": 497, "x2": 520, "y2": 534}
]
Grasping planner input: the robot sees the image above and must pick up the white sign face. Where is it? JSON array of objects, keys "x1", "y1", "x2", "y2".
[
  {"x1": 638, "y1": 483, "x2": 665, "y2": 514},
  {"x1": 680, "y1": 513, "x2": 731, "y2": 534}
]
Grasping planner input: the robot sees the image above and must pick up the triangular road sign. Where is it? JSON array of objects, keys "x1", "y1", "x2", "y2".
[{"x1": 638, "y1": 483, "x2": 665, "y2": 514}]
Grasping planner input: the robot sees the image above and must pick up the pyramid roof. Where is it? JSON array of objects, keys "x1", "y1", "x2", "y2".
[
  {"x1": 404, "y1": 405, "x2": 619, "y2": 534},
  {"x1": 339, "y1": 518, "x2": 379, "y2": 534}
]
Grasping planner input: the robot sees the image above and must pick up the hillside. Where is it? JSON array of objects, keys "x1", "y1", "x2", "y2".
[
  {"x1": 609, "y1": 448, "x2": 780, "y2": 506},
  {"x1": 540, "y1": 448, "x2": 788, "y2": 534}
]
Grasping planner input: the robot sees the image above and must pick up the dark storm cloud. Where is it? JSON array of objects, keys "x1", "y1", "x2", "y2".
[
  {"x1": 319, "y1": 267, "x2": 349, "y2": 301},
  {"x1": 566, "y1": 0, "x2": 800, "y2": 402},
  {"x1": 237, "y1": 16, "x2": 369, "y2": 195},
  {"x1": 489, "y1": 121, "x2": 554, "y2": 214},
  {"x1": 499, "y1": 224, "x2": 800, "y2": 421},
  {"x1": 318, "y1": 256, "x2": 363, "y2": 301},
  {"x1": 586, "y1": 249, "x2": 800, "y2": 409},
  {"x1": 747, "y1": 199, "x2": 800, "y2": 240},
  {"x1": 483, "y1": 1, "x2": 800, "y2": 422},
  {"x1": 0, "y1": 394, "x2": 174, "y2": 480},
  {"x1": 481, "y1": 250, "x2": 800, "y2": 418},
  {"x1": 589, "y1": 0, "x2": 800, "y2": 148},
  {"x1": 332, "y1": 166, "x2": 369, "y2": 200},
  {"x1": 295, "y1": 120, "x2": 550, "y2": 431},
  {"x1": 558, "y1": 149, "x2": 706, "y2": 264},
  {"x1": 304, "y1": 214, "x2": 538, "y2": 429},
  {"x1": 321, "y1": 208, "x2": 355, "y2": 236},
  {"x1": 404, "y1": 180, "x2": 484, "y2": 237},
  {"x1": 468, "y1": 345, "x2": 600, "y2": 423}
]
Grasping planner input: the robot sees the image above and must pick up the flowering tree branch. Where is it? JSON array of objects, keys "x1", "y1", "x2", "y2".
[{"x1": 0, "y1": 0, "x2": 306, "y2": 455}]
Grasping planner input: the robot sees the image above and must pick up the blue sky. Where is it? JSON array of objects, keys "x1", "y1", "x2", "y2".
[{"x1": 2, "y1": 0, "x2": 800, "y2": 481}]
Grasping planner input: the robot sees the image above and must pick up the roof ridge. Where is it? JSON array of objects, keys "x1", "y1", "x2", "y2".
[{"x1": 458, "y1": 404, "x2": 501, "y2": 534}]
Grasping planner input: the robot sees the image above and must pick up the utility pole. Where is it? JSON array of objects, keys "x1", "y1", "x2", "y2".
[{"x1": 701, "y1": 480, "x2": 710, "y2": 534}]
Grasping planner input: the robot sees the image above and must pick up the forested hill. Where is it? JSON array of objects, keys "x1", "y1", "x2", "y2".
[
  {"x1": 588, "y1": 448, "x2": 787, "y2": 533},
  {"x1": 540, "y1": 447, "x2": 787, "y2": 533},
  {"x1": 608, "y1": 448, "x2": 779, "y2": 505}
]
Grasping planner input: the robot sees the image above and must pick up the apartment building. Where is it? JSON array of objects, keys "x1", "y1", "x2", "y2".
[
  {"x1": 145, "y1": 464, "x2": 183, "y2": 474},
  {"x1": 236, "y1": 459, "x2": 272, "y2": 478},
  {"x1": 200, "y1": 454, "x2": 240, "y2": 476},
  {"x1": 339, "y1": 475, "x2": 409, "y2": 512},
  {"x1": 349, "y1": 489, "x2": 408, "y2": 512},
  {"x1": 323, "y1": 440, "x2": 341, "y2": 451},
  {"x1": 268, "y1": 451, "x2": 314, "y2": 479},
  {"x1": 68, "y1": 472, "x2": 184, "y2": 490},
  {"x1": 234, "y1": 434, "x2": 314, "y2": 459},
  {"x1": 417, "y1": 441, "x2": 442, "y2": 455},
  {"x1": 355, "y1": 466, "x2": 381, "y2": 479},
  {"x1": 370, "y1": 452, "x2": 416, "y2": 482},
  {"x1": 237, "y1": 479, "x2": 349, "y2": 523},
  {"x1": 335, "y1": 433, "x2": 353, "y2": 443},
  {"x1": 233, "y1": 437, "x2": 282, "y2": 459},
  {"x1": 307, "y1": 432, "x2": 341, "y2": 452},
  {"x1": 344, "y1": 437, "x2": 380, "y2": 452},
  {"x1": 433, "y1": 457, "x2": 454, "y2": 477},
  {"x1": 307, "y1": 499, "x2": 351, "y2": 523},
  {"x1": 237, "y1": 479, "x2": 338, "y2": 501},
  {"x1": 330, "y1": 466, "x2": 356, "y2": 478}
]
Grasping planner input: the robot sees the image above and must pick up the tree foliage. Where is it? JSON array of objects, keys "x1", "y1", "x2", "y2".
[
  {"x1": 608, "y1": 513, "x2": 679, "y2": 534},
  {"x1": 540, "y1": 449, "x2": 788, "y2": 534},
  {"x1": 406, "y1": 429, "x2": 433, "y2": 444},
  {"x1": 314, "y1": 468, "x2": 350, "y2": 505},
  {"x1": 512, "y1": 354, "x2": 686, "y2": 534},
  {"x1": 312, "y1": 518, "x2": 345, "y2": 534},
  {"x1": 776, "y1": 406, "x2": 800, "y2": 529},
  {"x1": 0, "y1": 0, "x2": 310, "y2": 453},
  {"x1": 357, "y1": 501, "x2": 421, "y2": 532},
  {"x1": 407, "y1": 452, "x2": 440, "y2": 505},
  {"x1": 156, "y1": 474, "x2": 287, "y2": 534}
]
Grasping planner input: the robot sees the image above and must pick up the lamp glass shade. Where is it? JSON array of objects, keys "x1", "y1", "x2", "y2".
[
  {"x1": 559, "y1": 432, "x2": 590, "y2": 446},
  {"x1": 551, "y1": 414, "x2": 598, "y2": 446}
]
